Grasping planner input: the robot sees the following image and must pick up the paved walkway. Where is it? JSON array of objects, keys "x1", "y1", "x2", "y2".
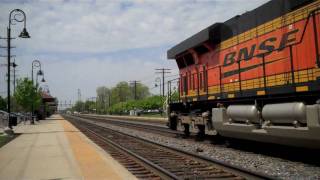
[{"x1": 0, "y1": 114, "x2": 136, "y2": 180}]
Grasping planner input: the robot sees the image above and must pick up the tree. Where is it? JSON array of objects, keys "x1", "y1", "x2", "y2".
[
  {"x1": 84, "y1": 100, "x2": 96, "y2": 113},
  {"x1": 72, "y1": 101, "x2": 84, "y2": 112},
  {"x1": 96, "y1": 86, "x2": 111, "y2": 113},
  {"x1": 108, "y1": 95, "x2": 163, "y2": 115},
  {"x1": 133, "y1": 83, "x2": 150, "y2": 100},
  {"x1": 0, "y1": 96, "x2": 7, "y2": 111},
  {"x1": 109, "y1": 81, "x2": 150, "y2": 106},
  {"x1": 14, "y1": 78, "x2": 41, "y2": 112},
  {"x1": 91, "y1": 81, "x2": 152, "y2": 114},
  {"x1": 111, "y1": 81, "x2": 131, "y2": 103}
]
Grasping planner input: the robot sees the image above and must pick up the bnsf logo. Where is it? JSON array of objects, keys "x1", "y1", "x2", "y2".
[{"x1": 223, "y1": 29, "x2": 299, "y2": 66}]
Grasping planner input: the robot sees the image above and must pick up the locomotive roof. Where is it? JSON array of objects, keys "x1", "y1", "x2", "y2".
[{"x1": 167, "y1": 0, "x2": 314, "y2": 59}]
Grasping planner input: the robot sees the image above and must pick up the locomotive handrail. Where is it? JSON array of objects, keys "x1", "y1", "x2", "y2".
[{"x1": 171, "y1": 8, "x2": 320, "y2": 101}]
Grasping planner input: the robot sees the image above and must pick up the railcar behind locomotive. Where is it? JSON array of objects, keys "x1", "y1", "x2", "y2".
[{"x1": 166, "y1": 0, "x2": 320, "y2": 148}]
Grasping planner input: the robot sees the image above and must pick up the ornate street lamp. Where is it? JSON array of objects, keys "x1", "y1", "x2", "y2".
[
  {"x1": 7, "y1": 9, "x2": 30, "y2": 130},
  {"x1": 36, "y1": 69, "x2": 45, "y2": 85},
  {"x1": 31, "y1": 60, "x2": 43, "y2": 124},
  {"x1": 155, "y1": 77, "x2": 161, "y2": 96}
]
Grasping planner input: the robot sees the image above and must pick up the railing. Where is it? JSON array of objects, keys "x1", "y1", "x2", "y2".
[
  {"x1": 0, "y1": 114, "x2": 33, "y2": 129},
  {"x1": 167, "y1": 78, "x2": 180, "y2": 103},
  {"x1": 0, "y1": 116, "x2": 8, "y2": 129},
  {"x1": 168, "y1": 7, "x2": 320, "y2": 104}
]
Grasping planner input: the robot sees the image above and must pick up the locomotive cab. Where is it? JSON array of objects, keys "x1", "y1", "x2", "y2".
[{"x1": 167, "y1": 0, "x2": 320, "y2": 149}]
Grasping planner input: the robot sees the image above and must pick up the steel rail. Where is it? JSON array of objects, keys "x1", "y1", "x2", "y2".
[
  {"x1": 76, "y1": 121, "x2": 179, "y2": 179},
  {"x1": 65, "y1": 115, "x2": 275, "y2": 180}
]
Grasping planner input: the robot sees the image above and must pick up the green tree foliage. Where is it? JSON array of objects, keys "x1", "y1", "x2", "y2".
[
  {"x1": 169, "y1": 91, "x2": 179, "y2": 102},
  {"x1": 14, "y1": 78, "x2": 41, "y2": 112},
  {"x1": 0, "y1": 96, "x2": 7, "y2": 111},
  {"x1": 84, "y1": 100, "x2": 96, "y2": 112},
  {"x1": 72, "y1": 101, "x2": 84, "y2": 112},
  {"x1": 111, "y1": 81, "x2": 131, "y2": 103},
  {"x1": 72, "y1": 100, "x2": 96, "y2": 113},
  {"x1": 108, "y1": 95, "x2": 163, "y2": 114},
  {"x1": 11, "y1": 96, "x2": 24, "y2": 112},
  {"x1": 96, "y1": 86, "x2": 111, "y2": 114},
  {"x1": 94, "y1": 81, "x2": 150, "y2": 113},
  {"x1": 133, "y1": 83, "x2": 150, "y2": 100},
  {"x1": 73, "y1": 81, "x2": 152, "y2": 114}
]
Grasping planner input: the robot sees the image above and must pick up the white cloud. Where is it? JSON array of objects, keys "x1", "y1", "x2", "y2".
[{"x1": 0, "y1": 0, "x2": 269, "y2": 103}]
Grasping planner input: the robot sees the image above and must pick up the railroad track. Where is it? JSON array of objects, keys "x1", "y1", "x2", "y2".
[
  {"x1": 64, "y1": 115, "x2": 273, "y2": 180},
  {"x1": 80, "y1": 114, "x2": 167, "y2": 125},
  {"x1": 75, "y1": 115, "x2": 183, "y2": 137}
]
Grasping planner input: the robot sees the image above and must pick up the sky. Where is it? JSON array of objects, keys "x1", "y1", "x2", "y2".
[{"x1": 0, "y1": 0, "x2": 269, "y2": 107}]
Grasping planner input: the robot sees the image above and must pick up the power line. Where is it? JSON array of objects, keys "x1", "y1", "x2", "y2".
[
  {"x1": 129, "y1": 80, "x2": 140, "y2": 100},
  {"x1": 155, "y1": 68, "x2": 171, "y2": 97}
]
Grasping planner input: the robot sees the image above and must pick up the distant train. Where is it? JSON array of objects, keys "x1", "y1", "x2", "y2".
[{"x1": 167, "y1": 0, "x2": 320, "y2": 148}]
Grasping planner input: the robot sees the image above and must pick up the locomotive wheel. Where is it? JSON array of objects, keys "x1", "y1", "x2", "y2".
[
  {"x1": 169, "y1": 117, "x2": 177, "y2": 130},
  {"x1": 197, "y1": 125, "x2": 205, "y2": 138},
  {"x1": 183, "y1": 124, "x2": 190, "y2": 137},
  {"x1": 211, "y1": 134, "x2": 225, "y2": 144}
]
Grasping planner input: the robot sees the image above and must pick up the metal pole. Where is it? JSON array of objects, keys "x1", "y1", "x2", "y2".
[
  {"x1": 13, "y1": 60, "x2": 16, "y2": 93},
  {"x1": 31, "y1": 60, "x2": 41, "y2": 124},
  {"x1": 162, "y1": 70, "x2": 165, "y2": 98},
  {"x1": 7, "y1": 27, "x2": 11, "y2": 129},
  {"x1": 134, "y1": 81, "x2": 137, "y2": 100},
  {"x1": 155, "y1": 68, "x2": 171, "y2": 97},
  {"x1": 36, "y1": 72, "x2": 38, "y2": 86},
  {"x1": 5, "y1": 9, "x2": 30, "y2": 130},
  {"x1": 31, "y1": 64, "x2": 34, "y2": 124}
]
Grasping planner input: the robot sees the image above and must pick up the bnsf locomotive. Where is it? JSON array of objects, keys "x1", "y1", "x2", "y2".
[{"x1": 167, "y1": 0, "x2": 320, "y2": 148}]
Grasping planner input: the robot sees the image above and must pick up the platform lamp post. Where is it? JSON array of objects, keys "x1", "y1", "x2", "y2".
[
  {"x1": 155, "y1": 77, "x2": 161, "y2": 96},
  {"x1": 37, "y1": 69, "x2": 45, "y2": 119},
  {"x1": 31, "y1": 60, "x2": 42, "y2": 124},
  {"x1": 36, "y1": 69, "x2": 45, "y2": 86},
  {"x1": 6, "y1": 9, "x2": 30, "y2": 131},
  {"x1": 12, "y1": 58, "x2": 18, "y2": 93},
  {"x1": 155, "y1": 77, "x2": 162, "y2": 116}
]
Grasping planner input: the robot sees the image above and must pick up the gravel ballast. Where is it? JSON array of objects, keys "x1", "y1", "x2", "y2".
[{"x1": 90, "y1": 120, "x2": 320, "y2": 179}]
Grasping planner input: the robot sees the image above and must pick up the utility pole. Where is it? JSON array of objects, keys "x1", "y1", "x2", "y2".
[
  {"x1": 155, "y1": 68, "x2": 171, "y2": 97},
  {"x1": 77, "y1": 88, "x2": 82, "y2": 112},
  {"x1": 129, "y1": 80, "x2": 140, "y2": 100},
  {"x1": 77, "y1": 88, "x2": 81, "y2": 102}
]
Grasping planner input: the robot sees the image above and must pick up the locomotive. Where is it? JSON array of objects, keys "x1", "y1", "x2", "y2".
[{"x1": 167, "y1": 0, "x2": 320, "y2": 148}]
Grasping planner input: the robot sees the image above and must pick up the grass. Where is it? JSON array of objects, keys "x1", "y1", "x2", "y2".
[
  {"x1": 0, "y1": 133, "x2": 17, "y2": 148},
  {"x1": 139, "y1": 113, "x2": 165, "y2": 118}
]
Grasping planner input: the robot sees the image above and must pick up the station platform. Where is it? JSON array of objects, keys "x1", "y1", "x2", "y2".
[{"x1": 0, "y1": 114, "x2": 136, "y2": 180}]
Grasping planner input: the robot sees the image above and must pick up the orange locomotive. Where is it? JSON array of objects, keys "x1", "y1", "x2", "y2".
[{"x1": 167, "y1": 0, "x2": 320, "y2": 148}]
